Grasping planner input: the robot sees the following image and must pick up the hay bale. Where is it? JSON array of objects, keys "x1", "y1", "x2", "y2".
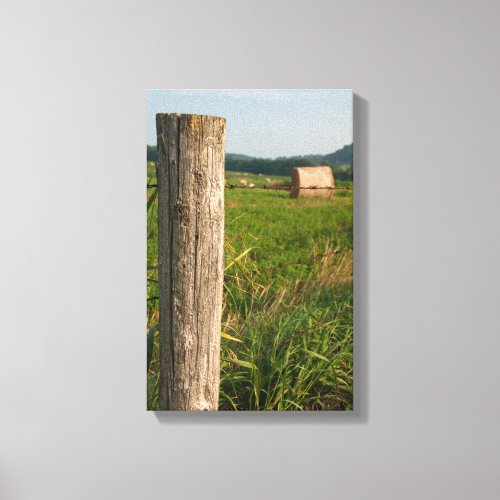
[{"x1": 290, "y1": 166, "x2": 334, "y2": 198}]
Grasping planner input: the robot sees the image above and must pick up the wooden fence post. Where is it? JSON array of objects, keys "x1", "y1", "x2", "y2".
[{"x1": 156, "y1": 113, "x2": 226, "y2": 411}]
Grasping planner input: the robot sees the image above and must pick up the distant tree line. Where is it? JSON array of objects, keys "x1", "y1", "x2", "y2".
[
  {"x1": 147, "y1": 143, "x2": 353, "y2": 181},
  {"x1": 147, "y1": 145, "x2": 157, "y2": 162}
]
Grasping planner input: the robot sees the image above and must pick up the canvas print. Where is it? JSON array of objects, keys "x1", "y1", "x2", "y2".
[{"x1": 147, "y1": 89, "x2": 353, "y2": 411}]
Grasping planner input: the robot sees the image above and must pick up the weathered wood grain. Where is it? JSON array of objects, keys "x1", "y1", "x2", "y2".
[{"x1": 156, "y1": 113, "x2": 226, "y2": 411}]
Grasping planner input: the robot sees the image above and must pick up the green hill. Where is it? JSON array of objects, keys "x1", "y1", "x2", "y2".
[{"x1": 147, "y1": 143, "x2": 353, "y2": 181}]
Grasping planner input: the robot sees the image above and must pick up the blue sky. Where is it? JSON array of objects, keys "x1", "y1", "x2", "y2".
[{"x1": 147, "y1": 89, "x2": 352, "y2": 158}]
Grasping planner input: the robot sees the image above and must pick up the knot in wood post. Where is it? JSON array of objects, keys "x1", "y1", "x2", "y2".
[{"x1": 156, "y1": 113, "x2": 226, "y2": 411}]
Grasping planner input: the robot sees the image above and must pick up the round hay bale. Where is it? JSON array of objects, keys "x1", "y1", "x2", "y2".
[{"x1": 290, "y1": 166, "x2": 334, "y2": 198}]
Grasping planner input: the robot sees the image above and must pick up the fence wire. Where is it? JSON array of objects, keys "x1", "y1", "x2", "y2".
[
  {"x1": 246, "y1": 247, "x2": 352, "y2": 276},
  {"x1": 147, "y1": 178, "x2": 353, "y2": 303},
  {"x1": 147, "y1": 247, "x2": 353, "y2": 302},
  {"x1": 225, "y1": 184, "x2": 351, "y2": 191},
  {"x1": 147, "y1": 183, "x2": 352, "y2": 191}
]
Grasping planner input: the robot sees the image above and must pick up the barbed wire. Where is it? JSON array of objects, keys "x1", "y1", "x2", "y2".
[
  {"x1": 225, "y1": 184, "x2": 351, "y2": 191},
  {"x1": 251, "y1": 247, "x2": 352, "y2": 275},
  {"x1": 146, "y1": 180, "x2": 353, "y2": 302},
  {"x1": 147, "y1": 247, "x2": 353, "y2": 302},
  {"x1": 147, "y1": 184, "x2": 352, "y2": 191}
]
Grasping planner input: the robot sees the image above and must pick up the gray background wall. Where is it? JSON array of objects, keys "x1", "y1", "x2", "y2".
[{"x1": 1, "y1": 1, "x2": 499, "y2": 498}]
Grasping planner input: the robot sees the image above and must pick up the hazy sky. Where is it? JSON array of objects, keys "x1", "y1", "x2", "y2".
[{"x1": 147, "y1": 89, "x2": 352, "y2": 158}]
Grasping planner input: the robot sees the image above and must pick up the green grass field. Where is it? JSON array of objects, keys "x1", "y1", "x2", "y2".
[{"x1": 147, "y1": 166, "x2": 353, "y2": 411}]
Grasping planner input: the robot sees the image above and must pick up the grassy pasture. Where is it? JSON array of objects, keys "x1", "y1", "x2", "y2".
[{"x1": 147, "y1": 165, "x2": 353, "y2": 411}]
